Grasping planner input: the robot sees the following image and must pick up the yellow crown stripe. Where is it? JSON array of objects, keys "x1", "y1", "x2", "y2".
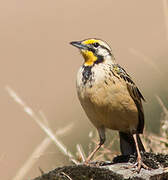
[{"x1": 82, "y1": 39, "x2": 100, "y2": 45}]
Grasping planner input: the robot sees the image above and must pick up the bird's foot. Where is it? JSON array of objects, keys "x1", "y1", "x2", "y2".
[{"x1": 130, "y1": 157, "x2": 151, "y2": 173}]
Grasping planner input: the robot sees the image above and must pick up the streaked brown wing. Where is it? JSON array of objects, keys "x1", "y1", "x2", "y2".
[{"x1": 113, "y1": 64, "x2": 145, "y2": 133}]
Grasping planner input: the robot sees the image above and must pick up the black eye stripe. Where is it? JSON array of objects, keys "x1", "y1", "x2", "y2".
[
  {"x1": 88, "y1": 47, "x2": 96, "y2": 53},
  {"x1": 93, "y1": 42, "x2": 100, "y2": 48},
  {"x1": 87, "y1": 44, "x2": 111, "y2": 55}
]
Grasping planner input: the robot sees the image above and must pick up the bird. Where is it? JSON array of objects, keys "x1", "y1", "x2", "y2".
[{"x1": 70, "y1": 38, "x2": 148, "y2": 171}]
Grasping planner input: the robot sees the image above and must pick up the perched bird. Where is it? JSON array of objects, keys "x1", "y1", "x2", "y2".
[{"x1": 70, "y1": 38, "x2": 148, "y2": 171}]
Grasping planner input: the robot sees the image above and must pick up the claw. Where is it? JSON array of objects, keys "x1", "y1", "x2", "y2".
[
  {"x1": 130, "y1": 134, "x2": 152, "y2": 172},
  {"x1": 130, "y1": 155, "x2": 151, "y2": 172},
  {"x1": 136, "y1": 159, "x2": 151, "y2": 172}
]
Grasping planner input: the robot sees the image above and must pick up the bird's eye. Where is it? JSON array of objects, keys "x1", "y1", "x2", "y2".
[{"x1": 93, "y1": 42, "x2": 100, "y2": 48}]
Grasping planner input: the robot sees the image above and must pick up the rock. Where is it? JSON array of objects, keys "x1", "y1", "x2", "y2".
[{"x1": 33, "y1": 152, "x2": 168, "y2": 180}]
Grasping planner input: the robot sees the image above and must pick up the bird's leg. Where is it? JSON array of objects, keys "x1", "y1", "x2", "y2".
[
  {"x1": 85, "y1": 127, "x2": 105, "y2": 164},
  {"x1": 133, "y1": 134, "x2": 150, "y2": 172}
]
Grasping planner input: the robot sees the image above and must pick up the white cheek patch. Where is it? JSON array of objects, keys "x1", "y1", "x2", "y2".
[
  {"x1": 100, "y1": 41, "x2": 111, "y2": 51},
  {"x1": 97, "y1": 48, "x2": 109, "y2": 57}
]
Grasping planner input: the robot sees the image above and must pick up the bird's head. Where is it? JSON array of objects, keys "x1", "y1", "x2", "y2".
[{"x1": 70, "y1": 38, "x2": 113, "y2": 66}]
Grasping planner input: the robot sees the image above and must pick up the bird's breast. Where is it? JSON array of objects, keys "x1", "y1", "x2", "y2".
[
  {"x1": 76, "y1": 64, "x2": 106, "y2": 89},
  {"x1": 76, "y1": 65, "x2": 139, "y2": 132}
]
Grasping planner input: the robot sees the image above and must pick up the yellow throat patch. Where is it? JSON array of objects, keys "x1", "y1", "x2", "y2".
[
  {"x1": 81, "y1": 50, "x2": 97, "y2": 66},
  {"x1": 81, "y1": 39, "x2": 100, "y2": 66}
]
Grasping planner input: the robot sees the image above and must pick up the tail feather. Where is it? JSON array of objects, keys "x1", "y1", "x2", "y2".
[{"x1": 119, "y1": 132, "x2": 145, "y2": 155}]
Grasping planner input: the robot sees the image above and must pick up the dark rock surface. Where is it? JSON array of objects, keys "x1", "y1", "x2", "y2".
[{"x1": 33, "y1": 152, "x2": 168, "y2": 180}]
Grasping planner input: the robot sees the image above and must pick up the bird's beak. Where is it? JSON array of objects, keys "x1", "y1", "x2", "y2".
[{"x1": 70, "y1": 41, "x2": 88, "y2": 50}]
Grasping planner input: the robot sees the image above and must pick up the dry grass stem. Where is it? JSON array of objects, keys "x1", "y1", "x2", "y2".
[
  {"x1": 141, "y1": 96, "x2": 168, "y2": 153},
  {"x1": 5, "y1": 86, "x2": 78, "y2": 165},
  {"x1": 150, "y1": 133, "x2": 168, "y2": 145},
  {"x1": 39, "y1": 110, "x2": 50, "y2": 127},
  {"x1": 12, "y1": 123, "x2": 74, "y2": 180},
  {"x1": 156, "y1": 95, "x2": 168, "y2": 115},
  {"x1": 60, "y1": 172, "x2": 73, "y2": 180},
  {"x1": 55, "y1": 123, "x2": 74, "y2": 136},
  {"x1": 156, "y1": 95, "x2": 168, "y2": 139},
  {"x1": 141, "y1": 131, "x2": 153, "y2": 152},
  {"x1": 13, "y1": 135, "x2": 55, "y2": 180},
  {"x1": 76, "y1": 144, "x2": 86, "y2": 162}
]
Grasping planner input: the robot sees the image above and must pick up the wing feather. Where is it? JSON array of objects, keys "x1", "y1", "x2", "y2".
[{"x1": 113, "y1": 64, "x2": 145, "y2": 133}]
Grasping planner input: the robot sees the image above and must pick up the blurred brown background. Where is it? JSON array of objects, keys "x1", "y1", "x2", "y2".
[{"x1": 0, "y1": 0, "x2": 168, "y2": 179}]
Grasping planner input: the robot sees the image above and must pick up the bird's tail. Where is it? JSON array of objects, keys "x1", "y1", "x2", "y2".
[{"x1": 119, "y1": 132, "x2": 145, "y2": 155}]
